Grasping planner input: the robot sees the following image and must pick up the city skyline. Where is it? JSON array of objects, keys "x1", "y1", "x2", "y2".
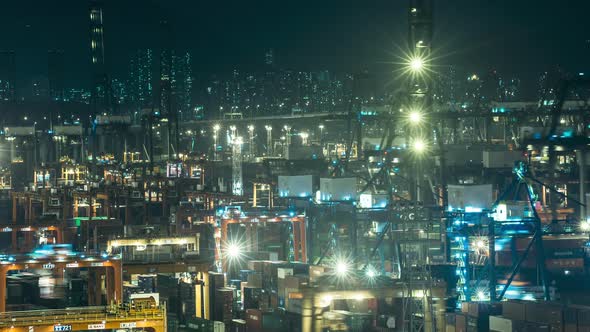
[{"x1": 0, "y1": 0, "x2": 588, "y2": 101}]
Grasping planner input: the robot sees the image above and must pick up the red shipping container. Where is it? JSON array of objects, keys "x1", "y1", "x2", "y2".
[
  {"x1": 455, "y1": 313, "x2": 466, "y2": 332},
  {"x1": 246, "y1": 309, "x2": 262, "y2": 331}
]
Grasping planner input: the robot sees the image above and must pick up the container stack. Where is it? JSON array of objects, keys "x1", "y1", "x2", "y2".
[
  {"x1": 66, "y1": 278, "x2": 86, "y2": 307},
  {"x1": 138, "y1": 274, "x2": 156, "y2": 293},
  {"x1": 489, "y1": 299, "x2": 590, "y2": 332},
  {"x1": 157, "y1": 274, "x2": 180, "y2": 317},
  {"x1": 180, "y1": 280, "x2": 197, "y2": 324},
  {"x1": 445, "y1": 301, "x2": 501, "y2": 332},
  {"x1": 208, "y1": 271, "x2": 225, "y2": 321},
  {"x1": 215, "y1": 287, "x2": 234, "y2": 327}
]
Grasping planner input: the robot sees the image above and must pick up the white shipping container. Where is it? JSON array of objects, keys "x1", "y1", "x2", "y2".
[
  {"x1": 213, "y1": 321, "x2": 225, "y2": 332},
  {"x1": 483, "y1": 151, "x2": 524, "y2": 168},
  {"x1": 489, "y1": 315, "x2": 514, "y2": 332},
  {"x1": 96, "y1": 115, "x2": 131, "y2": 125},
  {"x1": 4, "y1": 126, "x2": 34, "y2": 136},
  {"x1": 495, "y1": 201, "x2": 528, "y2": 221},
  {"x1": 359, "y1": 193, "x2": 389, "y2": 208},
  {"x1": 319, "y1": 177, "x2": 357, "y2": 201},
  {"x1": 437, "y1": 145, "x2": 484, "y2": 167},
  {"x1": 447, "y1": 184, "x2": 494, "y2": 211},
  {"x1": 278, "y1": 175, "x2": 313, "y2": 197},
  {"x1": 53, "y1": 125, "x2": 83, "y2": 136},
  {"x1": 277, "y1": 267, "x2": 294, "y2": 279}
]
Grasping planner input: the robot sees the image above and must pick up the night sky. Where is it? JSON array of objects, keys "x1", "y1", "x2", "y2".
[{"x1": 0, "y1": 0, "x2": 589, "y2": 95}]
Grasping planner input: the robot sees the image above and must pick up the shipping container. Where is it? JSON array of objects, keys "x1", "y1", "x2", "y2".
[
  {"x1": 138, "y1": 274, "x2": 156, "y2": 293},
  {"x1": 215, "y1": 287, "x2": 234, "y2": 327},
  {"x1": 245, "y1": 309, "x2": 262, "y2": 331},
  {"x1": 468, "y1": 302, "x2": 502, "y2": 318},
  {"x1": 231, "y1": 319, "x2": 246, "y2": 332},
  {"x1": 524, "y1": 321, "x2": 551, "y2": 331},
  {"x1": 455, "y1": 312, "x2": 466, "y2": 332},
  {"x1": 467, "y1": 315, "x2": 488, "y2": 332},
  {"x1": 524, "y1": 301, "x2": 563, "y2": 326},
  {"x1": 502, "y1": 300, "x2": 526, "y2": 321},
  {"x1": 243, "y1": 286, "x2": 262, "y2": 310},
  {"x1": 277, "y1": 267, "x2": 294, "y2": 279},
  {"x1": 213, "y1": 321, "x2": 225, "y2": 332},
  {"x1": 447, "y1": 184, "x2": 494, "y2": 211},
  {"x1": 569, "y1": 304, "x2": 590, "y2": 332},
  {"x1": 319, "y1": 177, "x2": 357, "y2": 201},
  {"x1": 247, "y1": 273, "x2": 263, "y2": 288},
  {"x1": 483, "y1": 150, "x2": 524, "y2": 168},
  {"x1": 563, "y1": 306, "x2": 577, "y2": 332},
  {"x1": 262, "y1": 311, "x2": 286, "y2": 331},
  {"x1": 239, "y1": 269, "x2": 256, "y2": 282},
  {"x1": 309, "y1": 265, "x2": 328, "y2": 283},
  {"x1": 445, "y1": 312, "x2": 456, "y2": 326},
  {"x1": 489, "y1": 315, "x2": 525, "y2": 332},
  {"x1": 248, "y1": 260, "x2": 265, "y2": 272},
  {"x1": 278, "y1": 175, "x2": 313, "y2": 197}
]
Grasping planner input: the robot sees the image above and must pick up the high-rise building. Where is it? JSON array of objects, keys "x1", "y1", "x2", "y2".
[
  {"x1": 89, "y1": 1, "x2": 105, "y2": 67},
  {"x1": 159, "y1": 20, "x2": 173, "y2": 116},
  {"x1": 129, "y1": 49, "x2": 154, "y2": 110},
  {"x1": 89, "y1": 0, "x2": 109, "y2": 112},
  {"x1": 408, "y1": 0, "x2": 433, "y2": 54},
  {"x1": 111, "y1": 78, "x2": 128, "y2": 105},
  {"x1": 0, "y1": 51, "x2": 16, "y2": 102},
  {"x1": 499, "y1": 77, "x2": 520, "y2": 102},
  {"x1": 48, "y1": 50, "x2": 65, "y2": 102},
  {"x1": 265, "y1": 49, "x2": 274, "y2": 66},
  {"x1": 173, "y1": 52, "x2": 193, "y2": 118},
  {"x1": 31, "y1": 76, "x2": 49, "y2": 101}
]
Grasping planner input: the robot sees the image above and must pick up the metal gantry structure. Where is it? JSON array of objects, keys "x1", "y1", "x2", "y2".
[{"x1": 231, "y1": 136, "x2": 243, "y2": 196}]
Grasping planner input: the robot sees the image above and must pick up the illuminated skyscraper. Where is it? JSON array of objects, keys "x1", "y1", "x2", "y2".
[
  {"x1": 89, "y1": 0, "x2": 109, "y2": 112},
  {"x1": 0, "y1": 51, "x2": 16, "y2": 102},
  {"x1": 174, "y1": 52, "x2": 193, "y2": 118},
  {"x1": 129, "y1": 49, "x2": 154, "y2": 110},
  {"x1": 265, "y1": 49, "x2": 274, "y2": 66},
  {"x1": 48, "y1": 50, "x2": 65, "y2": 102},
  {"x1": 159, "y1": 20, "x2": 172, "y2": 116}
]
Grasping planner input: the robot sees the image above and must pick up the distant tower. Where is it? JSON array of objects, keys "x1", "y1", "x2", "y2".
[
  {"x1": 48, "y1": 50, "x2": 65, "y2": 102},
  {"x1": 408, "y1": 0, "x2": 433, "y2": 56},
  {"x1": 265, "y1": 49, "x2": 274, "y2": 66},
  {"x1": 159, "y1": 19, "x2": 178, "y2": 159},
  {"x1": 89, "y1": 0, "x2": 110, "y2": 112},
  {"x1": 129, "y1": 49, "x2": 154, "y2": 110},
  {"x1": 175, "y1": 52, "x2": 193, "y2": 119},
  {"x1": 0, "y1": 51, "x2": 16, "y2": 102}
]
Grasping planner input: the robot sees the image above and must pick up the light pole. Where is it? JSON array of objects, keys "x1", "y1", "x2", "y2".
[
  {"x1": 283, "y1": 125, "x2": 291, "y2": 159},
  {"x1": 411, "y1": 138, "x2": 428, "y2": 202},
  {"x1": 265, "y1": 125, "x2": 273, "y2": 156},
  {"x1": 213, "y1": 124, "x2": 220, "y2": 161},
  {"x1": 248, "y1": 125, "x2": 255, "y2": 160}
]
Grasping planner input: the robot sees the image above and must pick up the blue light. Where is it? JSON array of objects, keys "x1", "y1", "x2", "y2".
[
  {"x1": 465, "y1": 206, "x2": 483, "y2": 213},
  {"x1": 289, "y1": 211, "x2": 295, "y2": 217},
  {"x1": 561, "y1": 130, "x2": 573, "y2": 138}
]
